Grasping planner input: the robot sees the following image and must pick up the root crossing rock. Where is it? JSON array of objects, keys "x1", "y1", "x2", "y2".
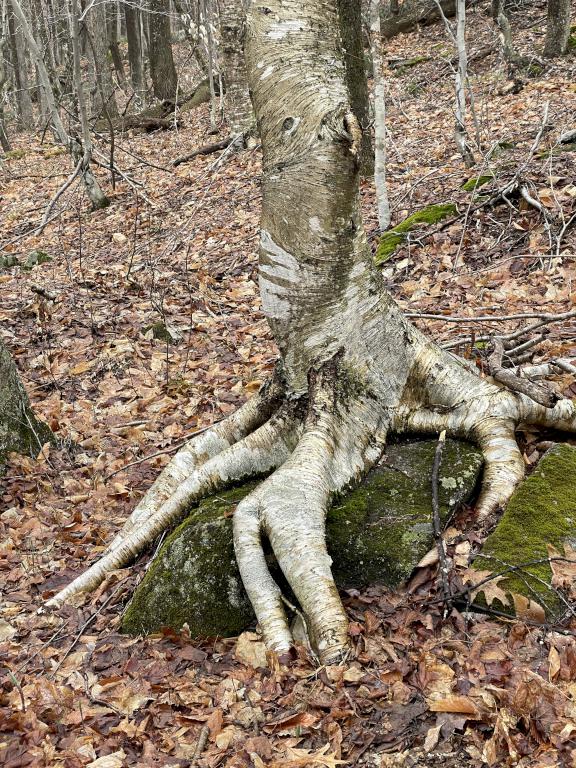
[{"x1": 122, "y1": 438, "x2": 482, "y2": 638}]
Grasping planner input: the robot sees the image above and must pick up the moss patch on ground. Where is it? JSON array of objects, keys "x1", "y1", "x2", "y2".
[
  {"x1": 375, "y1": 203, "x2": 457, "y2": 264},
  {"x1": 122, "y1": 439, "x2": 483, "y2": 638},
  {"x1": 473, "y1": 444, "x2": 576, "y2": 618}
]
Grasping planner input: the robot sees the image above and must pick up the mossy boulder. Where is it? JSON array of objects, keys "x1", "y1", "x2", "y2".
[
  {"x1": 0, "y1": 339, "x2": 53, "y2": 480},
  {"x1": 375, "y1": 203, "x2": 457, "y2": 264},
  {"x1": 122, "y1": 439, "x2": 483, "y2": 638},
  {"x1": 473, "y1": 444, "x2": 576, "y2": 619}
]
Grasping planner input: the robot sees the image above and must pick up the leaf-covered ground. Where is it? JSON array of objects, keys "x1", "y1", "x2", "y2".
[{"x1": 1, "y1": 6, "x2": 576, "y2": 767}]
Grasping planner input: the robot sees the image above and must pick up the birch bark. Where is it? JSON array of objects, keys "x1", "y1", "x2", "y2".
[{"x1": 369, "y1": 0, "x2": 391, "y2": 230}]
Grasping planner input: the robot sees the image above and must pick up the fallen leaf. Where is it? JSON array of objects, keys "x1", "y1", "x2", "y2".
[
  {"x1": 428, "y1": 695, "x2": 480, "y2": 717},
  {"x1": 510, "y1": 593, "x2": 546, "y2": 623},
  {"x1": 235, "y1": 631, "x2": 268, "y2": 668}
]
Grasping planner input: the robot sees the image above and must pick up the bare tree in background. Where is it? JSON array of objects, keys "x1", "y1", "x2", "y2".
[
  {"x1": 9, "y1": 0, "x2": 109, "y2": 208},
  {"x1": 220, "y1": 0, "x2": 254, "y2": 138},
  {"x1": 7, "y1": 0, "x2": 33, "y2": 128},
  {"x1": 87, "y1": 0, "x2": 119, "y2": 118},
  {"x1": 0, "y1": 0, "x2": 11, "y2": 151},
  {"x1": 148, "y1": 0, "x2": 178, "y2": 101},
  {"x1": 124, "y1": 0, "x2": 147, "y2": 106},
  {"x1": 544, "y1": 0, "x2": 572, "y2": 57}
]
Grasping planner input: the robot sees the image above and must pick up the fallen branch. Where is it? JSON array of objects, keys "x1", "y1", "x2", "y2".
[
  {"x1": 173, "y1": 135, "x2": 238, "y2": 167},
  {"x1": 487, "y1": 337, "x2": 558, "y2": 407}
]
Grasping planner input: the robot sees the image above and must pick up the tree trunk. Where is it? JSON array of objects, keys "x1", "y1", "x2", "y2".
[
  {"x1": 87, "y1": 0, "x2": 119, "y2": 118},
  {"x1": 337, "y1": 0, "x2": 373, "y2": 176},
  {"x1": 0, "y1": 339, "x2": 53, "y2": 482},
  {"x1": 148, "y1": 0, "x2": 178, "y2": 101},
  {"x1": 544, "y1": 0, "x2": 571, "y2": 57},
  {"x1": 0, "y1": 5, "x2": 12, "y2": 151},
  {"x1": 220, "y1": 0, "x2": 254, "y2": 137},
  {"x1": 124, "y1": 1, "x2": 146, "y2": 106},
  {"x1": 50, "y1": 0, "x2": 576, "y2": 664},
  {"x1": 7, "y1": 0, "x2": 34, "y2": 128},
  {"x1": 107, "y1": 1, "x2": 127, "y2": 90},
  {"x1": 369, "y1": 0, "x2": 390, "y2": 230},
  {"x1": 454, "y1": 0, "x2": 474, "y2": 167},
  {"x1": 202, "y1": 0, "x2": 218, "y2": 131}
]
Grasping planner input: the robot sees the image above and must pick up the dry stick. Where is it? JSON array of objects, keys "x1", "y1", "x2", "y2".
[
  {"x1": 407, "y1": 309, "x2": 576, "y2": 323},
  {"x1": 5, "y1": 669, "x2": 26, "y2": 711},
  {"x1": 506, "y1": 333, "x2": 547, "y2": 359},
  {"x1": 480, "y1": 552, "x2": 576, "y2": 620},
  {"x1": 104, "y1": 422, "x2": 217, "y2": 480},
  {"x1": 38, "y1": 157, "x2": 83, "y2": 233},
  {"x1": 49, "y1": 579, "x2": 128, "y2": 677},
  {"x1": 189, "y1": 725, "x2": 210, "y2": 768},
  {"x1": 426, "y1": 555, "x2": 576, "y2": 610},
  {"x1": 487, "y1": 336, "x2": 558, "y2": 407},
  {"x1": 432, "y1": 430, "x2": 452, "y2": 613}
]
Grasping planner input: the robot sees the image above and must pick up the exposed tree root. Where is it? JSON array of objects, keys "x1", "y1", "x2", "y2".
[{"x1": 47, "y1": 332, "x2": 576, "y2": 661}]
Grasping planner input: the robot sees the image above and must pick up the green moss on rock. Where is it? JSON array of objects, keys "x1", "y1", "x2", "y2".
[
  {"x1": 461, "y1": 175, "x2": 494, "y2": 192},
  {"x1": 473, "y1": 444, "x2": 576, "y2": 618},
  {"x1": 122, "y1": 439, "x2": 482, "y2": 638},
  {"x1": 0, "y1": 339, "x2": 54, "y2": 479},
  {"x1": 375, "y1": 203, "x2": 457, "y2": 264}
]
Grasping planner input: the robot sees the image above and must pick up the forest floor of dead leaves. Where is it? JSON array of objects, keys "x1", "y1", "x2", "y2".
[{"x1": 2, "y1": 6, "x2": 576, "y2": 768}]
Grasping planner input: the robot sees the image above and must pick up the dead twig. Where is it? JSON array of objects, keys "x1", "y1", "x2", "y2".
[
  {"x1": 104, "y1": 421, "x2": 219, "y2": 480},
  {"x1": 189, "y1": 724, "x2": 210, "y2": 767},
  {"x1": 432, "y1": 430, "x2": 452, "y2": 613}
]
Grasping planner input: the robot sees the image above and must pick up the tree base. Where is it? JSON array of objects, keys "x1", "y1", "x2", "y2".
[{"x1": 121, "y1": 438, "x2": 483, "y2": 638}]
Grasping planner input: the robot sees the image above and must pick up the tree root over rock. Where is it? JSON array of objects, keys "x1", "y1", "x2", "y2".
[{"x1": 47, "y1": 339, "x2": 576, "y2": 663}]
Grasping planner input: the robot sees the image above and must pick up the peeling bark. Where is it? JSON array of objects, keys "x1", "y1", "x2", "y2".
[{"x1": 50, "y1": 0, "x2": 576, "y2": 664}]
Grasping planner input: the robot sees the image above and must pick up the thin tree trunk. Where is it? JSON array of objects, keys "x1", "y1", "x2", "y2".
[
  {"x1": 0, "y1": 0, "x2": 11, "y2": 150},
  {"x1": 203, "y1": 0, "x2": 217, "y2": 131},
  {"x1": 148, "y1": 0, "x2": 178, "y2": 101},
  {"x1": 337, "y1": 0, "x2": 373, "y2": 176},
  {"x1": 220, "y1": 0, "x2": 254, "y2": 137},
  {"x1": 108, "y1": 1, "x2": 127, "y2": 89},
  {"x1": 124, "y1": 1, "x2": 146, "y2": 106},
  {"x1": 370, "y1": 0, "x2": 391, "y2": 230},
  {"x1": 10, "y1": 0, "x2": 109, "y2": 208},
  {"x1": 7, "y1": 0, "x2": 33, "y2": 128},
  {"x1": 87, "y1": 0, "x2": 119, "y2": 118},
  {"x1": 544, "y1": 0, "x2": 571, "y2": 57},
  {"x1": 454, "y1": 0, "x2": 474, "y2": 166}
]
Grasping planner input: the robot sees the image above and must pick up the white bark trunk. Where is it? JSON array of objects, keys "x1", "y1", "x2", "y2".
[
  {"x1": 369, "y1": 0, "x2": 391, "y2": 231},
  {"x1": 454, "y1": 0, "x2": 474, "y2": 166}
]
